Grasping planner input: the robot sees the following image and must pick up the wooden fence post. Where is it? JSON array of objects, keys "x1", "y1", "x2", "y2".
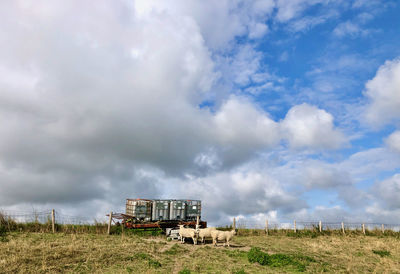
[
  {"x1": 319, "y1": 221, "x2": 322, "y2": 233},
  {"x1": 294, "y1": 220, "x2": 296, "y2": 233},
  {"x1": 265, "y1": 219, "x2": 268, "y2": 235},
  {"x1": 51, "y1": 209, "x2": 55, "y2": 233},
  {"x1": 341, "y1": 222, "x2": 345, "y2": 235},
  {"x1": 362, "y1": 223, "x2": 365, "y2": 235},
  {"x1": 196, "y1": 215, "x2": 200, "y2": 231},
  {"x1": 107, "y1": 212, "x2": 112, "y2": 235},
  {"x1": 381, "y1": 224, "x2": 384, "y2": 234},
  {"x1": 233, "y1": 217, "x2": 236, "y2": 230}
]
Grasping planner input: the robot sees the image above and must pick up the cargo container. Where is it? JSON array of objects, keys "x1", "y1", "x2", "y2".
[
  {"x1": 125, "y1": 199, "x2": 152, "y2": 222},
  {"x1": 169, "y1": 200, "x2": 187, "y2": 220},
  {"x1": 151, "y1": 200, "x2": 170, "y2": 221},
  {"x1": 185, "y1": 200, "x2": 201, "y2": 220}
]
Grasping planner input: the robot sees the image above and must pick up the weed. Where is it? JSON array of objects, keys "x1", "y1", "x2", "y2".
[
  {"x1": 372, "y1": 250, "x2": 390, "y2": 257},
  {"x1": 178, "y1": 268, "x2": 191, "y2": 274},
  {"x1": 0, "y1": 225, "x2": 7, "y2": 242},
  {"x1": 248, "y1": 247, "x2": 309, "y2": 272},
  {"x1": 233, "y1": 269, "x2": 246, "y2": 274}
]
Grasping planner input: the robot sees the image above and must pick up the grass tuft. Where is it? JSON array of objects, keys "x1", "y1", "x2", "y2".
[{"x1": 372, "y1": 249, "x2": 390, "y2": 257}]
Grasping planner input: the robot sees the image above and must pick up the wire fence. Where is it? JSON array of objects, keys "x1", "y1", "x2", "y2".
[
  {"x1": 2, "y1": 209, "x2": 400, "y2": 233},
  {"x1": 0, "y1": 209, "x2": 107, "y2": 225},
  {"x1": 217, "y1": 220, "x2": 400, "y2": 232}
]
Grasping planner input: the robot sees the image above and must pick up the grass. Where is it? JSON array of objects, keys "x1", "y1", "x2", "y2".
[
  {"x1": 372, "y1": 249, "x2": 391, "y2": 257},
  {"x1": 1, "y1": 232, "x2": 400, "y2": 273}
]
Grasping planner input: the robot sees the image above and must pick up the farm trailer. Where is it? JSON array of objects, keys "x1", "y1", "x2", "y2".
[{"x1": 109, "y1": 198, "x2": 207, "y2": 231}]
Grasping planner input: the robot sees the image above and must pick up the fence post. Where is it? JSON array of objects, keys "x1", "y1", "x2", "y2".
[
  {"x1": 196, "y1": 215, "x2": 200, "y2": 231},
  {"x1": 319, "y1": 221, "x2": 322, "y2": 233},
  {"x1": 51, "y1": 209, "x2": 55, "y2": 233},
  {"x1": 381, "y1": 224, "x2": 384, "y2": 234},
  {"x1": 362, "y1": 223, "x2": 365, "y2": 235},
  {"x1": 294, "y1": 220, "x2": 296, "y2": 233},
  {"x1": 107, "y1": 212, "x2": 112, "y2": 235},
  {"x1": 233, "y1": 217, "x2": 236, "y2": 230},
  {"x1": 265, "y1": 219, "x2": 268, "y2": 235},
  {"x1": 341, "y1": 222, "x2": 345, "y2": 235}
]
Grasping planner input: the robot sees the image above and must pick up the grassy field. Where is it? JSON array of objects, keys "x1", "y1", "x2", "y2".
[{"x1": 1, "y1": 231, "x2": 400, "y2": 273}]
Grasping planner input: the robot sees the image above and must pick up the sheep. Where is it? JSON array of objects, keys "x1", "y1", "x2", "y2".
[
  {"x1": 211, "y1": 229, "x2": 236, "y2": 247},
  {"x1": 178, "y1": 225, "x2": 198, "y2": 245},
  {"x1": 198, "y1": 227, "x2": 216, "y2": 244}
]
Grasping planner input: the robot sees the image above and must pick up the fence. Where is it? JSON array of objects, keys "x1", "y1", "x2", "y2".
[
  {"x1": 217, "y1": 218, "x2": 400, "y2": 234},
  {"x1": 0, "y1": 209, "x2": 111, "y2": 234},
  {"x1": 2, "y1": 210, "x2": 400, "y2": 235},
  {"x1": 0, "y1": 209, "x2": 106, "y2": 225}
]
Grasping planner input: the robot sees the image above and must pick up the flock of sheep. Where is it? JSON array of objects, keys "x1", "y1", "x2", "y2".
[{"x1": 178, "y1": 225, "x2": 236, "y2": 247}]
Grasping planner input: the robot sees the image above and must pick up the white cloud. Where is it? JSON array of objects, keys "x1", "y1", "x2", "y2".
[
  {"x1": 333, "y1": 21, "x2": 370, "y2": 37},
  {"x1": 364, "y1": 58, "x2": 400, "y2": 126},
  {"x1": 134, "y1": 0, "x2": 274, "y2": 50},
  {"x1": 281, "y1": 103, "x2": 347, "y2": 149},
  {"x1": 178, "y1": 167, "x2": 305, "y2": 223},
  {"x1": 386, "y1": 131, "x2": 400, "y2": 153},
  {"x1": 373, "y1": 174, "x2": 400, "y2": 210}
]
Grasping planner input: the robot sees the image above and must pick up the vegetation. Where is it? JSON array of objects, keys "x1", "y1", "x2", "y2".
[
  {"x1": 372, "y1": 249, "x2": 391, "y2": 257},
  {"x1": 247, "y1": 247, "x2": 315, "y2": 272},
  {"x1": 1, "y1": 213, "x2": 400, "y2": 272},
  {"x1": 1, "y1": 232, "x2": 400, "y2": 273}
]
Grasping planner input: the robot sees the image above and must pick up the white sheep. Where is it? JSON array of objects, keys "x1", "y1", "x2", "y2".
[
  {"x1": 211, "y1": 229, "x2": 236, "y2": 247},
  {"x1": 178, "y1": 225, "x2": 198, "y2": 245},
  {"x1": 198, "y1": 227, "x2": 216, "y2": 244}
]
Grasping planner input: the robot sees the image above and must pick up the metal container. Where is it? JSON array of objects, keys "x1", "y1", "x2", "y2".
[
  {"x1": 125, "y1": 199, "x2": 152, "y2": 222},
  {"x1": 185, "y1": 200, "x2": 201, "y2": 220},
  {"x1": 151, "y1": 200, "x2": 170, "y2": 221},
  {"x1": 169, "y1": 200, "x2": 187, "y2": 220}
]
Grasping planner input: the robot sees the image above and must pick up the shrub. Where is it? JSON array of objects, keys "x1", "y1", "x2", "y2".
[{"x1": 0, "y1": 225, "x2": 7, "y2": 242}]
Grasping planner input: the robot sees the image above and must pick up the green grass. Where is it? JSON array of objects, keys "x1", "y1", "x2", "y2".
[
  {"x1": 248, "y1": 247, "x2": 311, "y2": 272},
  {"x1": 372, "y1": 249, "x2": 391, "y2": 257}
]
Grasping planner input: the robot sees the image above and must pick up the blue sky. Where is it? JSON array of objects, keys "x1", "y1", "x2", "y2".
[{"x1": 0, "y1": 0, "x2": 400, "y2": 225}]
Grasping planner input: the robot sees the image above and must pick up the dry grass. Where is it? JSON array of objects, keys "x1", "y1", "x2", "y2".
[{"x1": 1, "y1": 232, "x2": 400, "y2": 273}]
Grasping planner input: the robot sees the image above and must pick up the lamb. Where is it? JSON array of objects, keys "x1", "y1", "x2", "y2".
[
  {"x1": 211, "y1": 229, "x2": 236, "y2": 247},
  {"x1": 178, "y1": 225, "x2": 198, "y2": 245},
  {"x1": 198, "y1": 227, "x2": 216, "y2": 244}
]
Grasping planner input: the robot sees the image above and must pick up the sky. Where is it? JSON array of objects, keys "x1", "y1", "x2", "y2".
[{"x1": 1, "y1": 0, "x2": 400, "y2": 225}]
